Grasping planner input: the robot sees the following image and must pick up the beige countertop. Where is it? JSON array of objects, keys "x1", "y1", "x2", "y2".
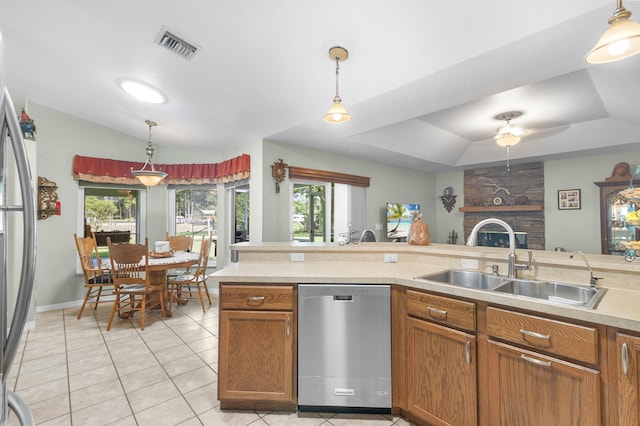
[{"x1": 210, "y1": 242, "x2": 640, "y2": 331}]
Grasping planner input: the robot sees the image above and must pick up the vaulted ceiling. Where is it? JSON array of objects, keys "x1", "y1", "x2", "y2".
[{"x1": 2, "y1": 0, "x2": 640, "y2": 173}]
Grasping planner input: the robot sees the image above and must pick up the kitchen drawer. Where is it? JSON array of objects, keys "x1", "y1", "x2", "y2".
[
  {"x1": 221, "y1": 284, "x2": 294, "y2": 311},
  {"x1": 406, "y1": 289, "x2": 476, "y2": 332},
  {"x1": 487, "y1": 307, "x2": 598, "y2": 365}
]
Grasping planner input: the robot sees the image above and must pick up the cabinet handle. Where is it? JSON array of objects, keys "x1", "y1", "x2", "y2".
[
  {"x1": 622, "y1": 342, "x2": 629, "y2": 375},
  {"x1": 520, "y1": 354, "x2": 552, "y2": 367},
  {"x1": 427, "y1": 306, "x2": 447, "y2": 318},
  {"x1": 286, "y1": 317, "x2": 291, "y2": 337},
  {"x1": 465, "y1": 340, "x2": 471, "y2": 364},
  {"x1": 520, "y1": 328, "x2": 550, "y2": 340},
  {"x1": 246, "y1": 296, "x2": 265, "y2": 301}
]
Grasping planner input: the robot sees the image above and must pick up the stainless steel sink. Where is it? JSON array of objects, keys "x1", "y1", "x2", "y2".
[
  {"x1": 416, "y1": 269, "x2": 511, "y2": 290},
  {"x1": 416, "y1": 269, "x2": 607, "y2": 309},
  {"x1": 493, "y1": 280, "x2": 607, "y2": 309}
]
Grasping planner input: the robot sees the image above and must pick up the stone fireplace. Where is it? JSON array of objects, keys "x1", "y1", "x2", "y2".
[{"x1": 462, "y1": 162, "x2": 545, "y2": 250}]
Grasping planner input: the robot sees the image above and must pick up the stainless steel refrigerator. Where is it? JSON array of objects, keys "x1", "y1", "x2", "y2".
[{"x1": 1, "y1": 30, "x2": 37, "y2": 425}]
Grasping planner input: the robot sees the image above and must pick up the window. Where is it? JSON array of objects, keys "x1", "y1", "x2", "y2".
[
  {"x1": 292, "y1": 183, "x2": 330, "y2": 242},
  {"x1": 291, "y1": 182, "x2": 364, "y2": 243},
  {"x1": 169, "y1": 187, "x2": 217, "y2": 261},
  {"x1": 77, "y1": 184, "x2": 145, "y2": 264},
  {"x1": 234, "y1": 184, "x2": 249, "y2": 242}
]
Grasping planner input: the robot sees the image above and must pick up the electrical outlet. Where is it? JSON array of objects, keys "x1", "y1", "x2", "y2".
[
  {"x1": 291, "y1": 253, "x2": 304, "y2": 262},
  {"x1": 384, "y1": 253, "x2": 399, "y2": 263},
  {"x1": 461, "y1": 258, "x2": 479, "y2": 269}
]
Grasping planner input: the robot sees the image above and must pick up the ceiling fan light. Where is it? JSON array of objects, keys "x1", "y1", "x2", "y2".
[
  {"x1": 496, "y1": 122, "x2": 526, "y2": 137},
  {"x1": 495, "y1": 133, "x2": 521, "y2": 147},
  {"x1": 586, "y1": 11, "x2": 640, "y2": 63},
  {"x1": 324, "y1": 101, "x2": 351, "y2": 123}
]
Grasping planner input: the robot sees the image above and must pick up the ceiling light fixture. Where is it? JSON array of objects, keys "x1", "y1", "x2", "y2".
[
  {"x1": 586, "y1": 0, "x2": 640, "y2": 63},
  {"x1": 494, "y1": 112, "x2": 527, "y2": 172},
  {"x1": 494, "y1": 112, "x2": 526, "y2": 147},
  {"x1": 323, "y1": 46, "x2": 351, "y2": 124},
  {"x1": 131, "y1": 120, "x2": 167, "y2": 187},
  {"x1": 120, "y1": 80, "x2": 166, "y2": 104}
]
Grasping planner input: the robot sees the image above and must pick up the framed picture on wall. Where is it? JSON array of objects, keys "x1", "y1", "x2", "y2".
[{"x1": 558, "y1": 189, "x2": 581, "y2": 210}]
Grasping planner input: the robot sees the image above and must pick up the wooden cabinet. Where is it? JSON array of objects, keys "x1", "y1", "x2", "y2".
[
  {"x1": 595, "y1": 176, "x2": 640, "y2": 255},
  {"x1": 487, "y1": 340, "x2": 601, "y2": 425},
  {"x1": 218, "y1": 284, "x2": 296, "y2": 410},
  {"x1": 487, "y1": 307, "x2": 601, "y2": 425},
  {"x1": 486, "y1": 307, "x2": 599, "y2": 365},
  {"x1": 612, "y1": 332, "x2": 640, "y2": 425},
  {"x1": 405, "y1": 289, "x2": 477, "y2": 425}
]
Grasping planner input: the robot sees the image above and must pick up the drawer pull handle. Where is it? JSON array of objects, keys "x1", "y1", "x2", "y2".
[
  {"x1": 521, "y1": 354, "x2": 552, "y2": 367},
  {"x1": 246, "y1": 296, "x2": 265, "y2": 302},
  {"x1": 622, "y1": 342, "x2": 629, "y2": 375},
  {"x1": 520, "y1": 329, "x2": 550, "y2": 340},
  {"x1": 286, "y1": 317, "x2": 291, "y2": 337},
  {"x1": 465, "y1": 340, "x2": 471, "y2": 364},
  {"x1": 427, "y1": 306, "x2": 447, "y2": 317}
]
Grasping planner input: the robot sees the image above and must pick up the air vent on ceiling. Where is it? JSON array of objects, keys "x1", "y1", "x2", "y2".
[{"x1": 155, "y1": 26, "x2": 199, "y2": 60}]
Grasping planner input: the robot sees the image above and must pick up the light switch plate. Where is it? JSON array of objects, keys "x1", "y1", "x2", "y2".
[
  {"x1": 461, "y1": 258, "x2": 479, "y2": 269},
  {"x1": 291, "y1": 253, "x2": 304, "y2": 262}
]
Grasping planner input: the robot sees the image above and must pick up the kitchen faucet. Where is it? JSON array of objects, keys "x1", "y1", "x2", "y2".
[
  {"x1": 466, "y1": 218, "x2": 532, "y2": 279},
  {"x1": 569, "y1": 250, "x2": 602, "y2": 288}
]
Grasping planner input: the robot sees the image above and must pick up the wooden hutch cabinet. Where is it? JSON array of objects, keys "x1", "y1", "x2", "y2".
[{"x1": 595, "y1": 162, "x2": 640, "y2": 255}]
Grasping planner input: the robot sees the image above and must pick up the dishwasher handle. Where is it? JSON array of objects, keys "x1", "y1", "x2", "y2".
[{"x1": 333, "y1": 295, "x2": 353, "y2": 302}]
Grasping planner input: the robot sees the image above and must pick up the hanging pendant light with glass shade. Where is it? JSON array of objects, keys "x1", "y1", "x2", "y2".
[
  {"x1": 131, "y1": 120, "x2": 167, "y2": 187},
  {"x1": 323, "y1": 46, "x2": 351, "y2": 124},
  {"x1": 586, "y1": 0, "x2": 640, "y2": 63}
]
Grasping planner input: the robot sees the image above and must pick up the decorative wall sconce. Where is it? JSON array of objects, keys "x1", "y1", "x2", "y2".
[
  {"x1": 271, "y1": 158, "x2": 288, "y2": 193},
  {"x1": 440, "y1": 187, "x2": 457, "y2": 212}
]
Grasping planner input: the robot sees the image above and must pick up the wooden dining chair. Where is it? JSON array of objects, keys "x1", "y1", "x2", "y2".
[
  {"x1": 106, "y1": 237, "x2": 165, "y2": 330},
  {"x1": 166, "y1": 232, "x2": 194, "y2": 280},
  {"x1": 73, "y1": 232, "x2": 113, "y2": 319},
  {"x1": 166, "y1": 232, "x2": 193, "y2": 252},
  {"x1": 167, "y1": 236, "x2": 212, "y2": 311}
]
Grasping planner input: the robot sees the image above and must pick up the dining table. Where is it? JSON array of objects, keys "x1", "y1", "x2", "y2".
[{"x1": 146, "y1": 250, "x2": 199, "y2": 316}]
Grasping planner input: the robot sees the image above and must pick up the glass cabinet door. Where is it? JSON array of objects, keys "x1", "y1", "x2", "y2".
[{"x1": 607, "y1": 191, "x2": 632, "y2": 255}]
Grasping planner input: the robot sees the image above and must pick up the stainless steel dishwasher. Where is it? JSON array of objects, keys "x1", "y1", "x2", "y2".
[{"x1": 298, "y1": 284, "x2": 391, "y2": 413}]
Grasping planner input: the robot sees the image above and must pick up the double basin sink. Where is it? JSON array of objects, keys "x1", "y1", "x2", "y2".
[{"x1": 416, "y1": 269, "x2": 607, "y2": 309}]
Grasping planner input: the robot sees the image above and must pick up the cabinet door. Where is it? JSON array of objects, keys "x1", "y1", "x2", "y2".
[
  {"x1": 487, "y1": 340, "x2": 601, "y2": 426},
  {"x1": 616, "y1": 333, "x2": 640, "y2": 425},
  {"x1": 218, "y1": 310, "x2": 295, "y2": 403},
  {"x1": 406, "y1": 317, "x2": 477, "y2": 426}
]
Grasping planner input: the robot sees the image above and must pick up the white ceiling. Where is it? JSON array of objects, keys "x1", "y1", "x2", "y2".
[{"x1": 2, "y1": 0, "x2": 640, "y2": 173}]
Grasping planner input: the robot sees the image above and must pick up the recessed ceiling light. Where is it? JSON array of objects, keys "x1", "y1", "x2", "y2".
[{"x1": 119, "y1": 79, "x2": 166, "y2": 104}]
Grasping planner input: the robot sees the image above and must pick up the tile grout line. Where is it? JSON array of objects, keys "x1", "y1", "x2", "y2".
[
  {"x1": 90, "y1": 304, "x2": 142, "y2": 425},
  {"x1": 62, "y1": 309, "x2": 73, "y2": 425}
]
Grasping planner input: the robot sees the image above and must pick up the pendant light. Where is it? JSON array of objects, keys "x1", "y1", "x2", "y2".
[
  {"x1": 494, "y1": 112, "x2": 527, "y2": 172},
  {"x1": 323, "y1": 46, "x2": 351, "y2": 124},
  {"x1": 131, "y1": 120, "x2": 167, "y2": 186},
  {"x1": 586, "y1": 0, "x2": 640, "y2": 63}
]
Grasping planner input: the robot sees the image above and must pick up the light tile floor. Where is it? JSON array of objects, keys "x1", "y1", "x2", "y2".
[{"x1": 6, "y1": 295, "x2": 413, "y2": 426}]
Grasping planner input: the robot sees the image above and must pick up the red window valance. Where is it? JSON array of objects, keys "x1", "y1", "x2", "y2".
[{"x1": 72, "y1": 154, "x2": 250, "y2": 185}]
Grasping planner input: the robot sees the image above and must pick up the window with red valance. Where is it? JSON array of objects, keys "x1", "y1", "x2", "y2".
[{"x1": 72, "y1": 154, "x2": 250, "y2": 185}]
